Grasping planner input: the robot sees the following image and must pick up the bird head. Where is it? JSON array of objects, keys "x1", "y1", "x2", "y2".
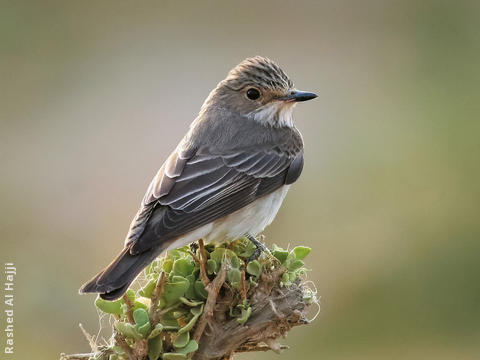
[{"x1": 202, "y1": 56, "x2": 317, "y2": 127}]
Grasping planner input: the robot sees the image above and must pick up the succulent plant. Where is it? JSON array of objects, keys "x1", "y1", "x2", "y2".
[{"x1": 63, "y1": 238, "x2": 316, "y2": 360}]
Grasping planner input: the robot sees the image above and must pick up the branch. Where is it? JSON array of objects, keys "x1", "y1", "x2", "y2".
[
  {"x1": 193, "y1": 269, "x2": 308, "y2": 360},
  {"x1": 149, "y1": 271, "x2": 165, "y2": 321},
  {"x1": 193, "y1": 261, "x2": 228, "y2": 342}
]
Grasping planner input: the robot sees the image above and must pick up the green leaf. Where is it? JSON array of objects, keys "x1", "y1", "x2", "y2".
[
  {"x1": 176, "y1": 340, "x2": 199, "y2": 355},
  {"x1": 292, "y1": 246, "x2": 311, "y2": 260},
  {"x1": 160, "y1": 311, "x2": 180, "y2": 329},
  {"x1": 114, "y1": 321, "x2": 142, "y2": 340},
  {"x1": 281, "y1": 272, "x2": 291, "y2": 286},
  {"x1": 246, "y1": 260, "x2": 261, "y2": 277},
  {"x1": 109, "y1": 354, "x2": 119, "y2": 360},
  {"x1": 162, "y1": 276, "x2": 190, "y2": 306},
  {"x1": 162, "y1": 353, "x2": 187, "y2": 360},
  {"x1": 172, "y1": 259, "x2": 195, "y2": 277},
  {"x1": 207, "y1": 259, "x2": 217, "y2": 274},
  {"x1": 172, "y1": 275, "x2": 188, "y2": 283},
  {"x1": 179, "y1": 297, "x2": 203, "y2": 307},
  {"x1": 95, "y1": 296, "x2": 123, "y2": 315},
  {"x1": 190, "y1": 305, "x2": 203, "y2": 316},
  {"x1": 288, "y1": 259, "x2": 304, "y2": 271},
  {"x1": 210, "y1": 248, "x2": 237, "y2": 265},
  {"x1": 144, "y1": 260, "x2": 158, "y2": 276},
  {"x1": 125, "y1": 289, "x2": 136, "y2": 303},
  {"x1": 168, "y1": 249, "x2": 183, "y2": 260},
  {"x1": 230, "y1": 254, "x2": 241, "y2": 268},
  {"x1": 194, "y1": 280, "x2": 208, "y2": 299},
  {"x1": 173, "y1": 310, "x2": 187, "y2": 319},
  {"x1": 148, "y1": 336, "x2": 163, "y2": 360},
  {"x1": 132, "y1": 308, "x2": 151, "y2": 337},
  {"x1": 272, "y1": 246, "x2": 289, "y2": 264},
  {"x1": 235, "y1": 237, "x2": 257, "y2": 258},
  {"x1": 176, "y1": 245, "x2": 192, "y2": 254},
  {"x1": 227, "y1": 268, "x2": 241, "y2": 288},
  {"x1": 177, "y1": 314, "x2": 198, "y2": 334},
  {"x1": 148, "y1": 323, "x2": 164, "y2": 339},
  {"x1": 133, "y1": 308, "x2": 150, "y2": 327},
  {"x1": 178, "y1": 305, "x2": 203, "y2": 334},
  {"x1": 133, "y1": 300, "x2": 149, "y2": 312},
  {"x1": 163, "y1": 325, "x2": 181, "y2": 331},
  {"x1": 173, "y1": 331, "x2": 190, "y2": 349},
  {"x1": 163, "y1": 259, "x2": 174, "y2": 273},
  {"x1": 139, "y1": 279, "x2": 157, "y2": 298},
  {"x1": 137, "y1": 321, "x2": 151, "y2": 338},
  {"x1": 184, "y1": 274, "x2": 197, "y2": 300},
  {"x1": 236, "y1": 306, "x2": 252, "y2": 324}
]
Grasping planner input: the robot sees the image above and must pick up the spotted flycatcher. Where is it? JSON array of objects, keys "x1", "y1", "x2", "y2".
[{"x1": 80, "y1": 56, "x2": 317, "y2": 300}]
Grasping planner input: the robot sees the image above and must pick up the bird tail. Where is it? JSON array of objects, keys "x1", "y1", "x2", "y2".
[{"x1": 79, "y1": 245, "x2": 160, "y2": 300}]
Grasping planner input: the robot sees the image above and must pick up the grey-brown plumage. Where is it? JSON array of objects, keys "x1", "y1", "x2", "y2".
[{"x1": 80, "y1": 56, "x2": 316, "y2": 300}]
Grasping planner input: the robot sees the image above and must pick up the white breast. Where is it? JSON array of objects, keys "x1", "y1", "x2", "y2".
[{"x1": 165, "y1": 186, "x2": 290, "y2": 250}]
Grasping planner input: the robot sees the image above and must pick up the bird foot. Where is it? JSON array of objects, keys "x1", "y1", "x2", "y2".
[
  {"x1": 189, "y1": 241, "x2": 199, "y2": 253},
  {"x1": 245, "y1": 234, "x2": 270, "y2": 262}
]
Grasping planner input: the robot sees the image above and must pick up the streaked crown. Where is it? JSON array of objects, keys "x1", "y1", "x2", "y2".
[{"x1": 222, "y1": 56, "x2": 294, "y2": 91}]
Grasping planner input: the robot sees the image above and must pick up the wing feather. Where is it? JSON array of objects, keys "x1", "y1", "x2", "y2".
[
  {"x1": 126, "y1": 143, "x2": 302, "y2": 253},
  {"x1": 177, "y1": 156, "x2": 225, "y2": 181}
]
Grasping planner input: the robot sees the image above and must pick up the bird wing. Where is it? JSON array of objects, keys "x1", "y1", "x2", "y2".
[{"x1": 126, "y1": 145, "x2": 302, "y2": 255}]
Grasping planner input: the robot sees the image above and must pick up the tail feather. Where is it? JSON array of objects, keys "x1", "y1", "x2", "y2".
[{"x1": 79, "y1": 245, "x2": 160, "y2": 300}]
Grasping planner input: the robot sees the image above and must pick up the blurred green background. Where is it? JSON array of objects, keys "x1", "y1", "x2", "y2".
[{"x1": 1, "y1": 1, "x2": 480, "y2": 359}]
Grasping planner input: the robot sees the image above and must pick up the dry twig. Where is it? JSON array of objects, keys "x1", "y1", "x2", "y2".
[
  {"x1": 198, "y1": 239, "x2": 210, "y2": 286},
  {"x1": 122, "y1": 294, "x2": 135, "y2": 324},
  {"x1": 193, "y1": 262, "x2": 228, "y2": 342},
  {"x1": 115, "y1": 333, "x2": 134, "y2": 360},
  {"x1": 149, "y1": 271, "x2": 166, "y2": 321}
]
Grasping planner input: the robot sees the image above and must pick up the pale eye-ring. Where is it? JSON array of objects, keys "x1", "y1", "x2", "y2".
[{"x1": 246, "y1": 88, "x2": 261, "y2": 100}]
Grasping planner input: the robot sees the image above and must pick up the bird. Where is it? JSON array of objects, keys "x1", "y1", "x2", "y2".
[{"x1": 79, "y1": 56, "x2": 317, "y2": 300}]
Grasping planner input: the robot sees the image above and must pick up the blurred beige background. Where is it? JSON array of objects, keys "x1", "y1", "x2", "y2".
[{"x1": 1, "y1": 1, "x2": 480, "y2": 359}]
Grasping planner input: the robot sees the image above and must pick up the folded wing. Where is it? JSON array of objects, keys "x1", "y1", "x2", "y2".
[{"x1": 126, "y1": 146, "x2": 302, "y2": 255}]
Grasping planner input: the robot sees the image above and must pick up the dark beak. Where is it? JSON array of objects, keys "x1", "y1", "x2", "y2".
[{"x1": 280, "y1": 90, "x2": 318, "y2": 102}]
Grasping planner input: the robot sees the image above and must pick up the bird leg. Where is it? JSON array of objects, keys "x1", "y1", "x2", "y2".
[{"x1": 245, "y1": 234, "x2": 269, "y2": 262}]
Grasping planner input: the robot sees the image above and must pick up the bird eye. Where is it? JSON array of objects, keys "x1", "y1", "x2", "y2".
[{"x1": 246, "y1": 88, "x2": 261, "y2": 100}]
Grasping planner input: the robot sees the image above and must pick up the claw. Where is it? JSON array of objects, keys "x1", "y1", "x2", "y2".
[{"x1": 189, "y1": 242, "x2": 199, "y2": 253}]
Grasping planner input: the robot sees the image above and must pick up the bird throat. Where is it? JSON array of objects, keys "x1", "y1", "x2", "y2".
[{"x1": 248, "y1": 102, "x2": 295, "y2": 128}]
